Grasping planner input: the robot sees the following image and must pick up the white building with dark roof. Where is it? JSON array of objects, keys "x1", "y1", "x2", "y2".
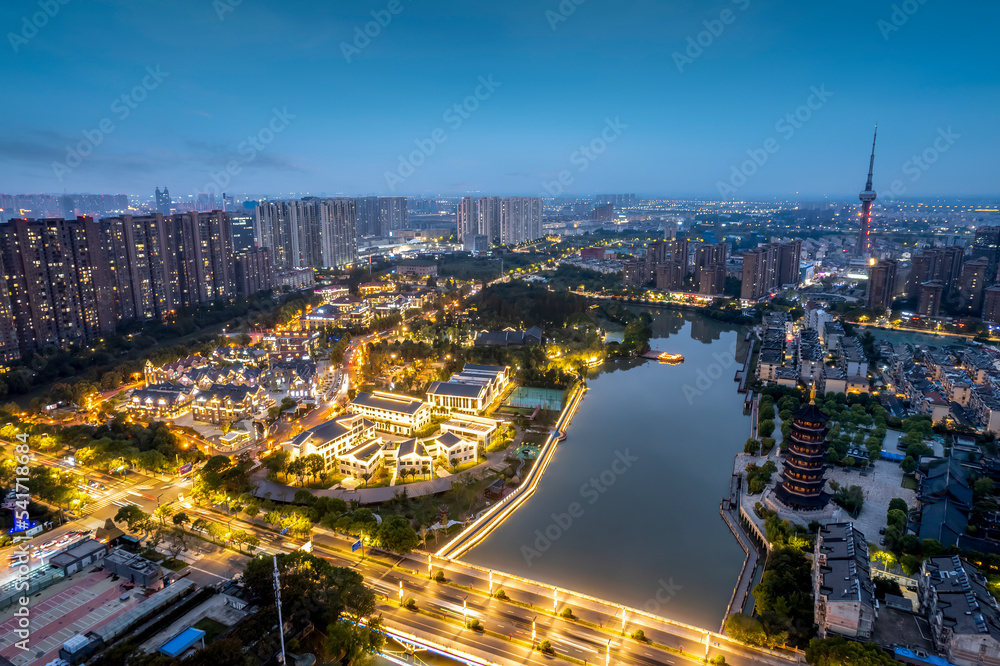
[
  {"x1": 427, "y1": 364, "x2": 511, "y2": 414},
  {"x1": 426, "y1": 431, "x2": 478, "y2": 466},
  {"x1": 283, "y1": 413, "x2": 377, "y2": 472},
  {"x1": 350, "y1": 391, "x2": 432, "y2": 435}
]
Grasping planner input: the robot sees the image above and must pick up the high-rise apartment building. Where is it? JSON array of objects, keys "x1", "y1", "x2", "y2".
[
  {"x1": 255, "y1": 199, "x2": 357, "y2": 269},
  {"x1": 907, "y1": 247, "x2": 965, "y2": 297},
  {"x1": 983, "y1": 285, "x2": 1000, "y2": 325},
  {"x1": 155, "y1": 187, "x2": 171, "y2": 215},
  {"x1": 500, "y1": 197, "x2": 543, "y2": 245},
  {"x1": 100, "y1": 213, "x2": 174, "y2": 321},
  {"x1": 234, "y1": 248, "x2": 273, "y2": 297},
  {"x1": 776, "y1": 241, "x2": 802, "y2": 287},
  {"x1": 378, "y1": 197, "x2": 407, "y2": 236},
  {"x1": 694, "y1": 242, "x2": 728, "y2": 296},
  {"x1": 456, "y1": 197, "x2": 477, "y2": 244},
  {"x1": 355, "y1": 196, "x2": 379, "y2": 237},
  {"x1": 592, "y1": 204, "x2": 614, "y2": 222},
  {"x1": 972, "y1": 226, "x2": 1000, "y2": 283},
  {"x1": 457, "y1": 196, "x2": 542, "y2": 247},
  {"x1": 230, "y1": 211, "x2": 257, "y2": 253},
  {"x1": 0, "y1": 211, "x2": 270, "y2": 362},
  {"x1": 739, "y1": 241, "x2": 800, "y2": 301},
  {"x1": 0, "y1": 217, "x2": 116, "y2": 357},
  {"x1": 171, "y1": 210, "x2": 236, "y2": 307},
  {"x1": 866, "y1": 259, "x2": 897, "y2": 311},
  {"x1": 477, "y1": 196, "x2": 501, "y2": 243},
  {"x1": 959, "y1": 257, "x2": 991, "y2": 313},
  {"x1": 918, "y1": 281, "x2": 945, "y2": 317}
]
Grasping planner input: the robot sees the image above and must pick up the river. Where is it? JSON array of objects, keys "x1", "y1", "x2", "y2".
[{"x1": 464, "y1": 310, "x2": 752, "y2": 630}]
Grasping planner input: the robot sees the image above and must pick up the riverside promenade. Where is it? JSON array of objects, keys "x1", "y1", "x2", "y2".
[
  {"x1": 720, "y1": 466, "x2": 762, "y2": 632},
  {"x1": 436, "y1": 382, "x2": 587, "y2": 559}
]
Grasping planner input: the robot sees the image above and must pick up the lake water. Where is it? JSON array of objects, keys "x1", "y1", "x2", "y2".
[{"x1": 465, "y1": 310, "x2": 752, "y2": 630}]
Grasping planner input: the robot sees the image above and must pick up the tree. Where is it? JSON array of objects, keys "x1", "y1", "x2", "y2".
[
  {"x1": 303, "y1": 454, "x2": 325, "y2": 482},
  {"x1": 153, "y1": 504, "x2": 175, "y2": 527},
  {"x1": 166, "y1": 527, "x2": 188, "y2": 561},
  {"x1": 724, "y1": 613, "x2": 769, "y2": 647},
  {"x1": 758, "y1": 420, "x2": 775, "y2": 438},
  {"x1": 371, "y1": 515, "x2": 420, "y2": 554},
  {"x1": 900, "y1": 554, "x2": 921, "y2": 575},
  {"x1": 243, "y1": 552, "x2": 383, "y2": 662},
  {"x1": 287, "y1": 458, "x2": 307, "y2": 486},
  {"x1": 887, "y1": 509, "x2": 907, "y2": 530},
  {"x1": 921, "y1": 538, "x2": 943, "y2": 559},
  {"x1": 888, "y1": 498, "x2": 908, "y2": 514},
  {"x1": 115, "y1": 504, "x2": 153, "y2": 538},
  {"x1": 173, "y1": 511, "x2": 190, "y2": 528},
  {"x1": 264, "y1": 450, "x2": 290, "y2": 480},
  {"x1": 744, "y1": 439, "x2": 760, "y2": 455},
  {"x1": 207, "y1": 522, "x2": 227, "y2": 543},
  {"x1": 805, "y1": 636, "x2": 895, "y2": 666},
  {"x1": 900, "y1": 455, "x2": 917, "y2": 475},
  {"x1": 832, "y1": 484, "x2": 865, "y2": 517}
]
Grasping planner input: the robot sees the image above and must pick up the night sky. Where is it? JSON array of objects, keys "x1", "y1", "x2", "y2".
[{"x1": 2, "y1": 0, "x2": 997, "y2": 198}]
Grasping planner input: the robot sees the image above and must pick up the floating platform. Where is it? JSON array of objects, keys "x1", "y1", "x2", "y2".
[{"x1": 640, "y1": 350, "x2": 685, "y2": 364}]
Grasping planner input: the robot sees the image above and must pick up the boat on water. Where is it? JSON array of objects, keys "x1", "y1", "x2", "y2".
[{"x1": 656, "y1": 353, "x2": 684, "y2": 364}]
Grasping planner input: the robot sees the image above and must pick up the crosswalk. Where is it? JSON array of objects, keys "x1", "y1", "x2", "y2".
[{"x1": 81, "y1": 489, "x2": 134, "y2": 514}]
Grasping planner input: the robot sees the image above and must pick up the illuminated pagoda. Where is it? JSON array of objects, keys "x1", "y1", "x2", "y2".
[{"x1": 773, "y1": 397, "x2": 831, "y2": 511}]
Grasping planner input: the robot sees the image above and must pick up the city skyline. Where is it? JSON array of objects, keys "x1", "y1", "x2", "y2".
[{"x1": 1, "y1": 0, "x2": 998, "y2": 198}]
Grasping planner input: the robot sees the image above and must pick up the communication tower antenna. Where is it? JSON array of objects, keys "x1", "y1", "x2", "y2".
[{"x1": 273, "y1": 555, "x2": 287, "y2": 664}]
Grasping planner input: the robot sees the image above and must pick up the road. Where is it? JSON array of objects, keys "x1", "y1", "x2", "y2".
[{"x1": 139, "y1": 499, "x2": 796, "y2": 666}]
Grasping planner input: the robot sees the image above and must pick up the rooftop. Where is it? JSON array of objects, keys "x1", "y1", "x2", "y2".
[{"x1": 352, "y1": 391, "x2": 426, "y2": 415}]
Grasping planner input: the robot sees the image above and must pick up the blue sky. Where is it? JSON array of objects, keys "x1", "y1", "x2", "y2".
[{"x1": 1, "y1": 0, "x2": 997, "y2": 199}]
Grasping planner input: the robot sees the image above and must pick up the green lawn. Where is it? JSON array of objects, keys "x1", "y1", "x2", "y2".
[
  {"x1": 162, "y1": 558, "x2": 188, "y2": 571},
  {"x1": 901, "y1": 476, "x2": 918, "y2": 490},
  {"x1": 193, "y1": 617, "x2": 228, "y2": 644}
]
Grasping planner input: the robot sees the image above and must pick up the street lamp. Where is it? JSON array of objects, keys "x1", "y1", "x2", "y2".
[
  {"x1": 553, "y1": 590, "x2": 557, "y2": 613},
  {"x1": 488, "y1": 571, "x2": 493, "y2": 596},
  {"x1": 462, "y1": 595, "x2": 468, "y2": 626},
  {"x1": 398, "y1": 580, "x2": 403, "y2": 606},
  {"x1": 531, "y1": 617, "x2": 536, "y2": 643}
]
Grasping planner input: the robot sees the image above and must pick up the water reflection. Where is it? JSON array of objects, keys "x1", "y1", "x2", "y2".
[{"x1": 467, "y1": 311, "x2": 750, "y2": 629}]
